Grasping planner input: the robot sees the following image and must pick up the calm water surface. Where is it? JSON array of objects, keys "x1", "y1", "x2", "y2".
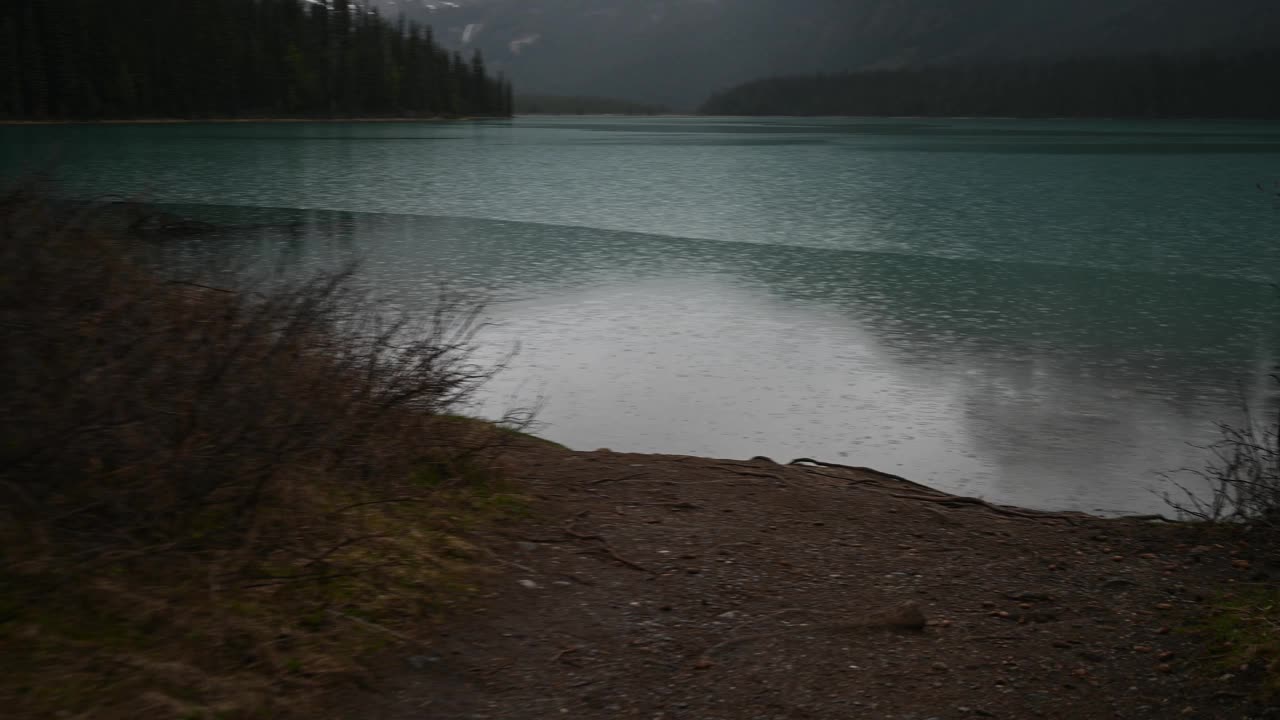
[{"x1": 5, "y1": 117, "x2": 1280, "y2": 514}]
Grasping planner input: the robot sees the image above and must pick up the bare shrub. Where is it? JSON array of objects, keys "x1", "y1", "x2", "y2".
[
  {"x1": 0, "y1": 181, "x2": 528, "y2": 717},
  {"x1": 1162, "y1": 395, "x2": 1280, "y2": 527}
]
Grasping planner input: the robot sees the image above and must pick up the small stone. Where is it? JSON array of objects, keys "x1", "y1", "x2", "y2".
[
  {"x1": 517, "y1": 579, "x2": 540, "y2": 589},
  {"x1": 872, "y1": 601, "x2": 928, "y2": 630},
  {"x1": 1006, "y1": 591, "x2": 1054, "y2": 602},
  {"x1": 1233, "y1": 559, "x2": 1252, "y2": 570},
  {"x1": 1111, "y1": 555, "x2": 1125, "y2": 562},
  {"x1": 694, "y1": 657, "x2": 714, "y2": 670},
  {"x1": 407, "y1": 655, "x2": 442, "y2": 670},
  {"x1": 1154, "y1": 603, "x2": 1173, "y2": 611},
  {"x1": 1157, "y1": 663, "x2": 1174, "y2": 674},
  {"x1": 1102, "y1": 577, "x2": 1135, "y2": 590}
]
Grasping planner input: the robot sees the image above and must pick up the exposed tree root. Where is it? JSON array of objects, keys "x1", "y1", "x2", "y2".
[
  {"x1": 887, "y1": 493, "x2": 1085, "y2": 525},
  {"x1": 563, "y1": 524, "x2": 653, "y2": 573}
]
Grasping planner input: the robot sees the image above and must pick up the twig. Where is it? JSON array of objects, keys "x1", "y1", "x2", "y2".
[
  {"x1": 593, "y1": 545, "x2": 652, "y2": 573},
  {"x1": 551, "y1": 646, "x2": 580, "y2": 663},
  {"x1": 795, "y1": 467, "x2": 899, "y2": 489},
  {"x1": 329, "y1": 496, "x2": 426, "y2": 515},
  {"x1": 486, "y1": 554, "x2": 539, "y2": 575},
  {"x1": 590, "y1": 472, "x2": 646, "y2": 486},
  {"x1": 303, "y1": 533, "x2": 387, "y2": 567},
  {"x1": 563, "y1": 523, "x2": 653, "y2": 573},
  {"x1": 789, "y1": 457, "x2": 913, "y2": 482},
  {"x1": 164, "y1": 279, "x2": 235, "y2": 294},
  {"x1": 326, "y1": 609, "x2": 425, "y2": 647},
  {"x1": 709, "y1": 463, "x2": 788, "y2": 483},
  {"x1": 887, "y1": 493, "x2": 1082, "y2": 525},
  {"x1": 790, "y1": 457, "x2": 942, "y2": 494},
  {"x1": 614, "y1": 501, "x2": 702, "y2": 510}
]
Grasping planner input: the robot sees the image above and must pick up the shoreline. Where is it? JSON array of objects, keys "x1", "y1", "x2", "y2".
[
  {"x1": 342, "y1": 439, "x2": 1266, "y2": 719},
  {"x1": 0, "y1": 116, "x2": 506, "y2": 127}
]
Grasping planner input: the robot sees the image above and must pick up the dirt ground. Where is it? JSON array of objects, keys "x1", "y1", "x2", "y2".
[{"x1": 341, "y1": 441, "x2": 1276, "y2": 720}]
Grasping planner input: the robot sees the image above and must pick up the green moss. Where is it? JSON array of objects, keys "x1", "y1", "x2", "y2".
[{"x1": 1194, "y1": 587, "x2": 1280, "y2": 696}]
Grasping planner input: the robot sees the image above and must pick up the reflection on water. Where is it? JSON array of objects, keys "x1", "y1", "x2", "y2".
[
  {"x1": 158, "y1": 207, "x2": 1276, "y2": 515},
  {"x1": 6, "y1": 117, "x2": 1280, "y2": 514}
]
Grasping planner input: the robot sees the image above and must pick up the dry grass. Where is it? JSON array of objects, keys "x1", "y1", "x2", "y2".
[{"x1": 0, "y1": 181, "x2": 531, "y2": 718}]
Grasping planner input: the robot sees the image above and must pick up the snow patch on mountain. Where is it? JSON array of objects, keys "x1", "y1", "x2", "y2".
[{"x1": 509, "y1": 34, "x2": 540, "y2": 55}]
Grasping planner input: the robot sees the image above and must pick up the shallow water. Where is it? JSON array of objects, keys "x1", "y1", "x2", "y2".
[{"x1": 5, "y1": 117, "x2": 1280, "y2": 514}]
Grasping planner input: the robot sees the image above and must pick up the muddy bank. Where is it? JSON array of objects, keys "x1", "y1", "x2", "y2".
[{"x1": 340, "y1": 442, "x2": 1269, "y2": 720}]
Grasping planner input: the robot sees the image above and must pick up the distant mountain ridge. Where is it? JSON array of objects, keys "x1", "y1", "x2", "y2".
[{"x1": 368, "y1": 0, "x2": 1280, "y2": 109}]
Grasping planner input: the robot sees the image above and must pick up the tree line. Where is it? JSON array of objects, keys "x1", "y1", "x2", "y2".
[
  {"x1": 515, "y1": 94, "x2": 669, "y2": 116},
  {"x1": 1, "y1": 0, "x2": 513, "y2": 121},
  {"x1": 699, "y1": 48, "x2": 1280, "y2": 119}
]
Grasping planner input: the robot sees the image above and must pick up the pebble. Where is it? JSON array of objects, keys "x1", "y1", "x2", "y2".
[
  {"x1": 1101, "y1": 577, "x2": 1135, "y2": 590},
  {"x1": 407, "y1": 655, "x2": 442, "y2": 670},
  {"x1": 517, "y1": 579, "x2": 540, "y2": 589}
]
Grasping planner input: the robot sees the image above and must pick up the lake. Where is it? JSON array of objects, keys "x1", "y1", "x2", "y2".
[{"x1": 4, "y1": 117, "x2": 1280, "y2": 515}]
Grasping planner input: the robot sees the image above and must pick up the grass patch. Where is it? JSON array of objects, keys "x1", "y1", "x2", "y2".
[{"x1": 1194, "y1": 586, "x2": 1280, "y2": 697}]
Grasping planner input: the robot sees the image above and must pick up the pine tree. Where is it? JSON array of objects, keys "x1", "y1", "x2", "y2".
[{"x1": 3, "y1": 0, "x2": 514, "y2": 121}]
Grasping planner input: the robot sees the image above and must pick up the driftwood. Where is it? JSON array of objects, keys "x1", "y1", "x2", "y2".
[{"x1": 788, "y1": 457, "x2": 944, "y2": 495}]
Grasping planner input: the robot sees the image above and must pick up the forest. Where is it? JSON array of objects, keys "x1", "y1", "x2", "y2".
[
  {"x1": 0, "y1": 0, "x2": 513, "y2": 121},
  {"x1": 699, "y1": 48, "x2": 1280, "y2": 119}
]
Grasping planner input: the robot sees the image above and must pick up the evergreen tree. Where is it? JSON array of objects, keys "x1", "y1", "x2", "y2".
[{"x1": 0, "y1": 0, "x2": 513, "y2": 121}]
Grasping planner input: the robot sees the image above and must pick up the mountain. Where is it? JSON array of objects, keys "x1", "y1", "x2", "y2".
[
  {"x1": 368, "y1": 0, "x2": 1280, "y2": 110},
  {"x1": 699, "y1": 48, "x2": 1280, "y2": 118}
]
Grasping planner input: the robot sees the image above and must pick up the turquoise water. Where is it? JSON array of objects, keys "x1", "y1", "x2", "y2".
[{"x1": 5, "y1": 117, "x2": 1280, "y2": 514}]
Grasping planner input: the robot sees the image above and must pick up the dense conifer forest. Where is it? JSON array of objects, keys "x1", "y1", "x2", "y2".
[
  {"x1": 700, "y1": 49, "x2": 1280, "y2": 119},
  {"x1": 1, "y1": 0, "x2": 513, "y2": 121}
]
